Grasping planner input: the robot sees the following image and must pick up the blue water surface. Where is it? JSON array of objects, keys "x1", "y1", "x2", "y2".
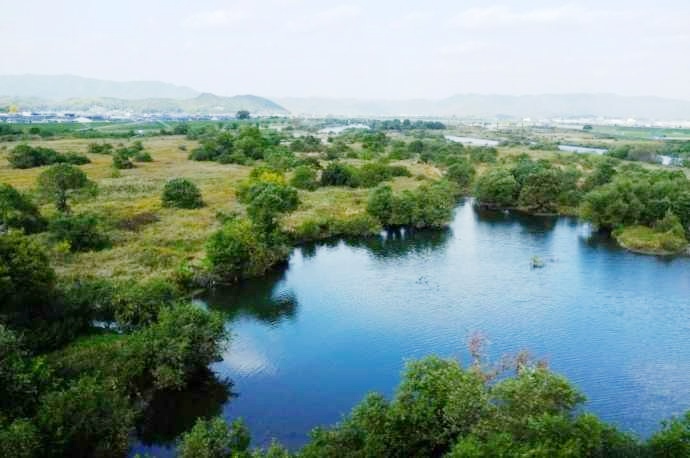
[{"x1": 132, "y1": 201, "x2": 690, "y2": 455}]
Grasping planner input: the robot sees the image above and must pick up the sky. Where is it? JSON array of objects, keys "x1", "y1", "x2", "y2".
[{"x1": 1, "y1": 0, "x2": 689, "y2": 100}]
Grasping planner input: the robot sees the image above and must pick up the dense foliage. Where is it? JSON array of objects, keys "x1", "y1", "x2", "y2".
[
  {"x1": 48, "y1": 213, "x2": 111, "y2": 252},
  {"x1": 162, "y1": 178, "x2": 204, "y2": 209},
  {"x1": 8, "y1": 144, "x2": 90, "y2": 169},
  {"x1": 36, "y1": 163, "x2": 92, "y2": 212},
  {"x1": 367, "y1": 180, "x2": 457, "y2": 228},
  {"x1": 0, "y1": 183, "x2": 46, "y2": 233}
]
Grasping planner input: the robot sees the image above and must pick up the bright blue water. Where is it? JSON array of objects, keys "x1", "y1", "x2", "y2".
[{"x1": 132, "y1": 201, "x2": 690, "y2": 455}]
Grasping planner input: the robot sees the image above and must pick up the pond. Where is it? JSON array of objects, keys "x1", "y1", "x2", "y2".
[
  {"x1": 131, "y1": 201, "x2": 690, "y2": 456},
  {"x1": 558, "y1": 144, "x2": 608, "y2": 154},
  {"x1": 445, "y1": 135, "x2": 500, "y2": 147}
]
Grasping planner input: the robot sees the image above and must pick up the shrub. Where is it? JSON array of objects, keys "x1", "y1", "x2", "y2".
[
  {"x1": 87, "y1": 143, "x2": 113, "y2": 155},
  {"x1": 238, "y1": 181, "x2": 299, "y2": 230},
  {"x1": 517, "y1": 168, "x2": 564, "y2": 213},
  {"x1": 290, "y1": 165, "x2": 319, "y2": 191},
  {"x1": 357, "y1": 163, "x2": 411, "y2": 187},
  {"x1": 321, "y1": 162, "x2": 359, "y2": 187},
  {"x1": 48, "y1": 213, "x2": 110, "y2": 252},
  {"x1": 0, "y1": 232, "x2": 56, "y2": 326},
  {"x1": 367, "y1": 181, "x2": 456, "y2": 228},
  {"x1": 61, "y1": 152, "x2": 90, "y2": 165},
  {"x1": 112, "y1": 151, "x2": 134, "y2": 169},
  {"x1": 161, "y1": 178, "x2": 204, "y2": 209},
  {"x1": 474, "y1": 169, "x2": 519, "y2": 208},
  {"x1": 446, "y1": 159, "x2": 475, "y2": 190},
  {"x1": 37, "y1": 164, "x2": 91, "y2": 213},
  {"x1": 0, "y1": 183, "x2": 46, "y2": 233},
  {"x1": 0, "y1": 419, "x2": 40, "y2": 458},
  {"x1": 7, "y1": 144, "x2": 89, "y2": 169},
  {"x1": 8, "y1": 144, "x2": 60, "y2": 169},
  {"x1": 112, "y1": 278, "x2": 180, "y2": 330},
  {"x1": 36, "y1": 376, "x2": 135, "y2": 458},
  {"x1": 178, "y1": 417, "x2": 250, "y2": 458},
  {"x1": 205, "y1": 218, "x2": 289, "y2": 281},
  {"x1": 133, "y1": 151, "x2": 153, "y2": 162}
]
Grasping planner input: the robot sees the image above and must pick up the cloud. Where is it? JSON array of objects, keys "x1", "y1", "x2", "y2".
[
  {"x1": 390, "y1": 10, "x2": 434, "y2": 29},
  {"x1": 287, "y1": 4, "x2": 361, "y2": 31},
  {"x1": 450, "y1": 5, "x2": 592, "y2": 29},
  {"x1": 182, "y1": 8, "x2": 251, "y2": 29},
  {"x1": 437, "y1": 41, "x2": 487, "y2": 56}
]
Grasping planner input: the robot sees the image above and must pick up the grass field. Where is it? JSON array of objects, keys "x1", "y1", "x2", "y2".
[{"x1": 0, "y1": 135, "x2": 441, "y2": 281}]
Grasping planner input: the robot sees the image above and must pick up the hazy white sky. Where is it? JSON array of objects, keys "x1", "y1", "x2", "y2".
[{"x1": 1, "y1": 0, "x2": 689, "y2": 99}]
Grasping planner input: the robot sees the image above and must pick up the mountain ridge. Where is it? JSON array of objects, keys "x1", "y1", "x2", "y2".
[{"x1": 275, "y1": 93, "x2": 690, "y2": 120}]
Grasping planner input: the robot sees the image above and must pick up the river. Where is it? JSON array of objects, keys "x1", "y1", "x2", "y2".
[{"x1": 131, "y1": 201, "x2": 690, "y2": 455}]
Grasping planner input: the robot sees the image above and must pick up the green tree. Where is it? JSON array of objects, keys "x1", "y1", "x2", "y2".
[
  {"x1": 648, "y1": 411, "x2": 690, "y2": 457},
  {"x1": 178, "y1": 417, "x2": 250, "y2": 458},
  {"x1": 474, "y1": 169, "x2": 519, "y2": 208},
  {"x1": 36, "y1": 164, "x2": 91, "y2": 213},
  {"x1": 446, "y1": 159, "x2": 476, "y2": 190},
  {"x1": 0, "y1": 183, "x2": 46, "y2": 233},
  {"x1": 0, "y1": 419, "x2": 40, "y2": 458},
  {"x1": 236, "y1": 110, "x2": 251, "y2": 120},
  {"x1": 48, "y1": 213, "x2": 110, "y2": 252},
  {"x1": 290, "y1": 165, "x2": 319, "y2": 191},
  {"x1": 239, "y1": 181, "x2": 299, "y2": 231},
  {"x1": 518, "y1": 168, "x2": 563, "y2": 213},
  {"x1": 205, "y1": 218, "x2": 289, "y2": 281},
  {"x1": 161, "y1": 178, "x2": 204, "y2": 209},
  {"x1": 0, "y1": 232, "x2": 56, "y2": 328},
  {"x1": 36, "y1": 376, "x2": 135, "y2": 458}
]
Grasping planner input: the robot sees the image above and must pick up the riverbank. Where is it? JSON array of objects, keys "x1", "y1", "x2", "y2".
[{"x1": 614, "y1": 225, "x2": 689, "y2": 256}]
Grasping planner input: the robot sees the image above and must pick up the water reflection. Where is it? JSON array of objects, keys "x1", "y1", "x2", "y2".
[
  {"x1": 475, "y1": 206, "x2": 558, "y2": 233},
  {"x1": 205, "y1": 269, "x2": 298, "y2": 325},
  {"x1": 135, "y1": 369, "x2": 234, "y2": 446}
]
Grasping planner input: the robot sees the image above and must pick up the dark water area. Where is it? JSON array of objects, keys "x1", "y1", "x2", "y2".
[{"x1": 131, "y1": 201, "x2": 690, "y2": 456}]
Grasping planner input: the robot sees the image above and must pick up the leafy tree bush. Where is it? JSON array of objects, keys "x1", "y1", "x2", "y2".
[
  {"x1": 474, "y1": 169, "x2": 519, "y2": 208},
  {"x1": 239, "y1": 181, "x2": 299, "y2": 230},
  {"x1": 48, "y1": 213, "x2": 110, "y2": 252},
  {"x1": 367, "y1": 181, "x2": 456, "y2": 228},
  {"x1": 178, "y1": 417, "x2": 250, "y2": 458},
  {"x1": 0, "y1": 325, "x2": 53, "y2": 422},
  {"x1": 205, "y1": 218, "x2": 289, "y2": 281},
  {"x1": 446, "y1": 159, "x2": 475, "y2": 190},
  {"x1": 49, "y1": 303, "x2": 227, "y2": 393},
  {"x1": 321, "y1": 162, "x2": 359, "y2": 187},
  {"x1": 61, "y1": 152, "x2": 91, "y2": 165},
  {"x1": 112, "y1": 151, "x2": 134, "y2": 169},
  {"x1": 0, "y1": 232, "x2": 56, "y2": 328},
  {"x1": 133, "y1": 151, "x2": 153, "y2": 162},
  {"x1": 648, "y1": 411, "x2": 690, "y2": 457},
  {"x1": 36, "y1": 164, "x2": 91, "y2": 213},
  {"x1": 161, "y1": 178, "x2": 204, "y2": 209},
  {"x1": 111, "y1": 278, "x2": 180, "y2": 330},
  {"x1": 0, "y1": 183, "x2": 46, "y2": 233},
  {"x1": 517, "y1": 168, "x2": 564, "y2": 213},
  {"x1": 36, "y1": 376, "x2": 135, "y2": 458},
  {"x1": 300, "y1": 356, "x2": 639, "y2": 458},
  {"x1": 357, "y1": 162, "x2": 411, "y2": 188},
  {"x1": 290, "y1": 165, "x2": 319, "y2": 191},
  {"x1": 87, "y1": 143, "x2": 114, "y2": 155},
  {"x1": 7, "y1": 144, "x2": 90, "y2": 169},
  {"x1": 8, "y1": 144, "x2": 61, "y2": 169},
  {"x1": 0, "y1": 418, "x2": 40, "y2": 458}
]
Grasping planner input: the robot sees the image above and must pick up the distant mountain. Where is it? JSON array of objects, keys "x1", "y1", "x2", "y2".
[
  {"x1": 0, "y1": 75, "x2": 287, "y2": 115},
  {"x1": 0, "y1": 74, "x2": 200, "y2": 100},
  {"x1": 276, "y1": 94, "x2": 690, "y2": 120},
  {"x1": 0, "y1": 93, "x2": 288, "y2": 115}
]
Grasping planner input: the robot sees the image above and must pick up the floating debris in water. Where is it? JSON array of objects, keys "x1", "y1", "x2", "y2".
[{"x1": 531, "y1": 256, "x2": 545, "y2": 268}]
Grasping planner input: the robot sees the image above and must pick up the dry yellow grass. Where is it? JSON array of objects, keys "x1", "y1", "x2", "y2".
[{"x1": 0, "y1": 136, "x2": 441, "y2": 281}]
